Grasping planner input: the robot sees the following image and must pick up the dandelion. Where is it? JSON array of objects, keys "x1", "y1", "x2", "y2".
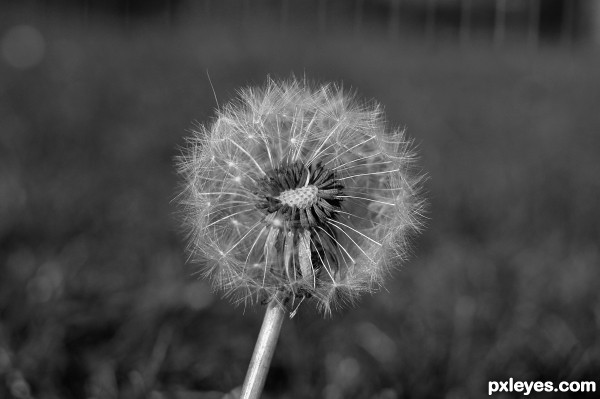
[{"x1": 177, "y1": 77, "x2": 423, "y2": 398}]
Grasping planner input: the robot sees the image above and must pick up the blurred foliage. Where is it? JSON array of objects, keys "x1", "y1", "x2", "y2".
[{"x1": 1, "y1": 4, "x2": 600, "y2": 399}]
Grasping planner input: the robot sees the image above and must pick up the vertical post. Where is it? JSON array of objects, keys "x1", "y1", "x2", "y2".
[
  {"x1": 494, "y1": 0, "x2": 506, "y2": 47},
  {"x1": 242, "y1": 0, "x2": 251, "y2": 30},
  {"x1": 354, "y1": 0, "x2": 364, "y2": 38},
  {"x1": 592, "y1": 0, "x2": 600, "y2": 45},
  {"x1": 459, "y1": 0, "x2": 472, "y2": 46},
  {"x1": 43, "y1": 0, "x2": 51, "y2": 24},
  {"x1": 389, "y1": 0, "x2": 400, "y2": 41},
  {"x1": 281, "y1": 0, "x2": 290, "y2": 34},
  {"x1": 561, "y1": 0, "x2": 575, "y2": 47},
  {"x1": 426, "y1": 0, "x2": 436, "y2": 44},
  {"x1": 318, "y1": 0, "x2": 327, "y2": 34},
  {"x1": 165, "y1": 0, "x2": 172, "y2": 28},
  {"x1": 240, "y1": 300, "x2": 286, "y2": 399},
  {"x1": 124, "y1": 0, "x2": 131, "y2": 30},
  {"x1": 83, "y1": 0, "x2": 90, "y2": 25},
  {"x1": 204, "y1": 0, "x2": 212, "y2": 21},
  {"x1": 528, "y1": 0, "x2": 540, "y2": 48}
]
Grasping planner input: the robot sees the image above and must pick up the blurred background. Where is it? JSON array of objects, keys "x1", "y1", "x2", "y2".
[{"x1": 1, "y1": 1, "x2": 600, "y2": 398}]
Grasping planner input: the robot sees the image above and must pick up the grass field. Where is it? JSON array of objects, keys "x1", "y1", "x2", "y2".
[{"x1": 2, "y1": 7, "x2": 600, "y2": 399}]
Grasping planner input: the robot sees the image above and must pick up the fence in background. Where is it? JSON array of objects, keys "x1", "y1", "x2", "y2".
[{"x1": 22, "y1": 0, "x2": 600, "y2": 47}]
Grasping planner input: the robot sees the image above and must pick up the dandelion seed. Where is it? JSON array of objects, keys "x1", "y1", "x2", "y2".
[{"x1": 177, "y1": 77, "x2": 423, "y2": 316}]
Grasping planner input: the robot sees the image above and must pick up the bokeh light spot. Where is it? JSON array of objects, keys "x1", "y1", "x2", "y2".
[
  {"x1": 182, "y1": 281, "x2": 214, "y2": 310},
  {"x1": 1, "y1": 25, "x2": 45, "y2": 69}
]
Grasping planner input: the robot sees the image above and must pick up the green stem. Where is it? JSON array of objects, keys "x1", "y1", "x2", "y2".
[{"x1": 240, "y1": 297, "x2": 286, "y2": 399}]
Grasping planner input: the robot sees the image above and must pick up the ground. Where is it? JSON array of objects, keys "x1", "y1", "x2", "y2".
[{"x1": 1, "y1": 6, "x2": 600, "y2": 399}]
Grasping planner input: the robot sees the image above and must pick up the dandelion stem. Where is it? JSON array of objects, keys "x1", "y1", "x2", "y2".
[{"x1": 240, "y1": 296, "x2": 286, "y2": 399}]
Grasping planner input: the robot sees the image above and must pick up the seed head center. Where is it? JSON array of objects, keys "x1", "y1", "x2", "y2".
[{"x1": 278, "y1": 185, "x2": 318, "y2": 209}]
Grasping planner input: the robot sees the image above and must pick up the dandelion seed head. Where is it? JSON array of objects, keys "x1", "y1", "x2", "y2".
[{"x1": 177, "y1": 77, "x2": 424, "y2": 315}]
